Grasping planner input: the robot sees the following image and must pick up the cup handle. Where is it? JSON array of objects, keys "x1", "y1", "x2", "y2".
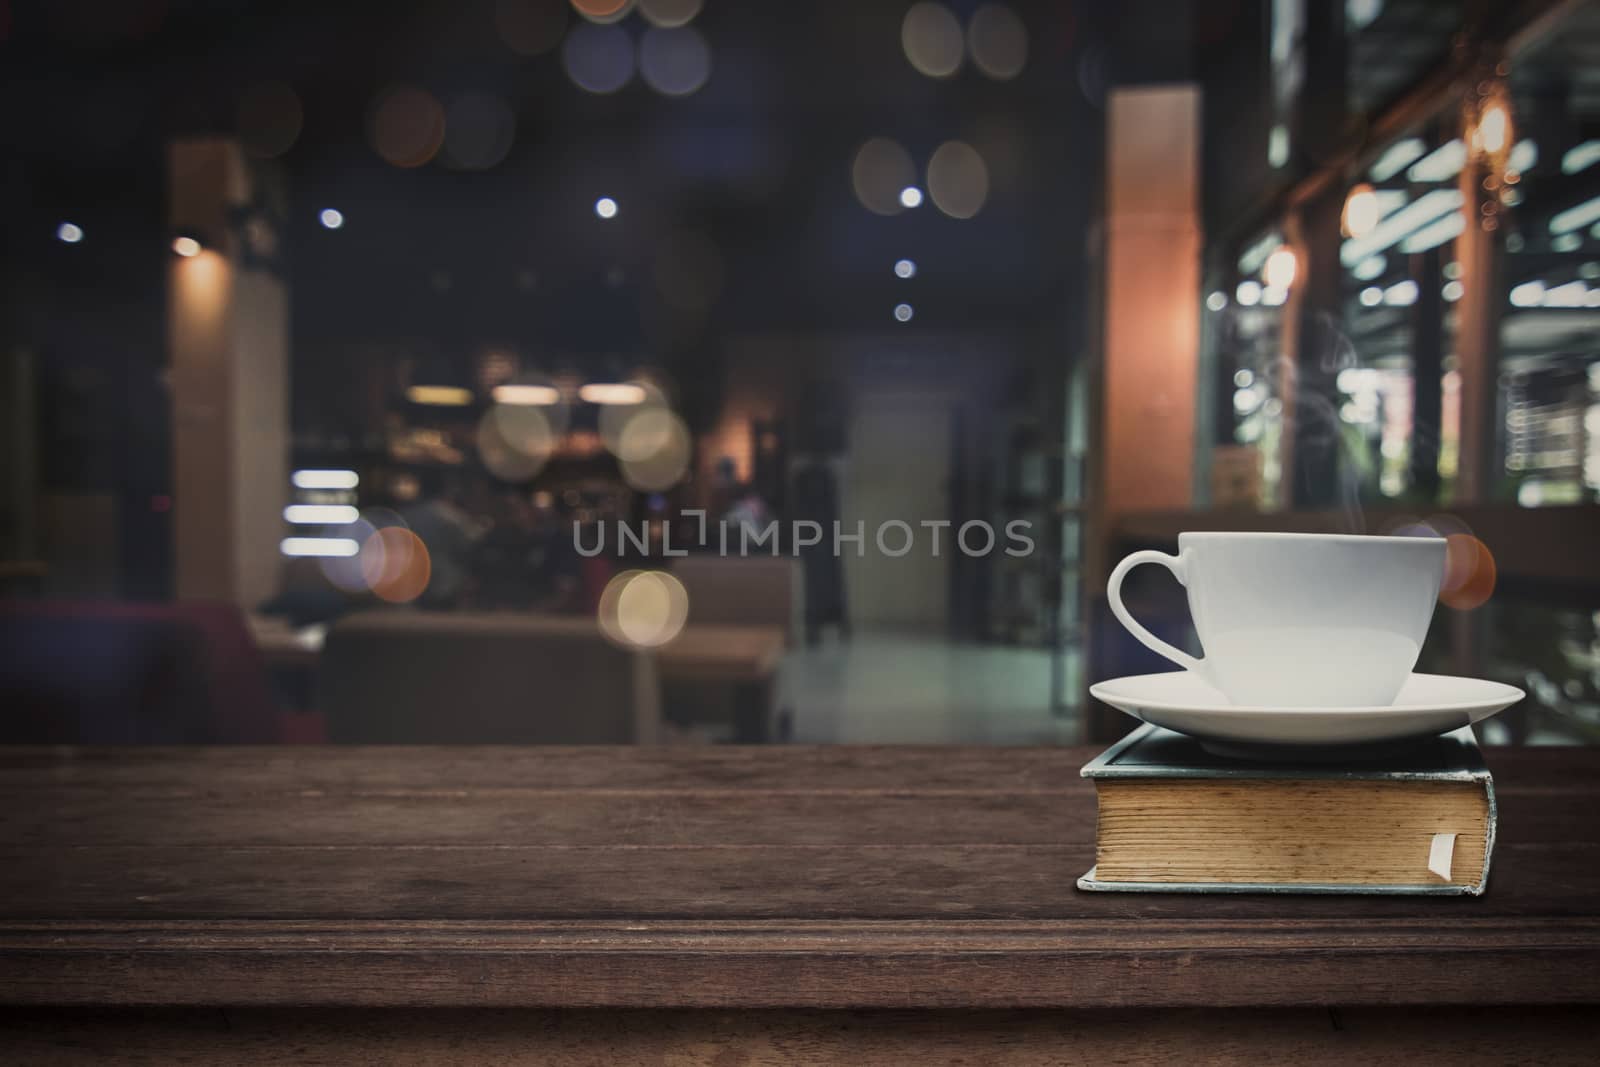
[{"x1": 1107, "y1": 549, "x2": 1206, "y2": 676}]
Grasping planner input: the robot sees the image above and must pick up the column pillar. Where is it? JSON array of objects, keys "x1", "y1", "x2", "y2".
[{"x1": 168, "y1": 139, "x2": 288, "y2": 605}]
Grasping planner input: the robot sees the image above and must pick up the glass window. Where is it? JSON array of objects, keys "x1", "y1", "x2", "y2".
[
  {"x1": 1213, "y1": 228, "x2": 1291, "y2": 509},
  {"x1": 1335, "y1": 118, "x2": 1463, "y2": 503},
  {"x1": 1496, "y1": 9, "x2": 1600, "y2": 505},
  {"x1": 1345, "y1": 0, "x2": 1470, "y2": 115}
]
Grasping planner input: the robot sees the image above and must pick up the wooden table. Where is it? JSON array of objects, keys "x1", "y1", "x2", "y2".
[{"x1": 2, "y1": 745, "x2": 1597, "y2": 1061}]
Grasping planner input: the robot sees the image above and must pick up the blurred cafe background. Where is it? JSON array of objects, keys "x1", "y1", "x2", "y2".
[{"x1": 1, "y1": 0, "x2": 1597, "y2": 746}]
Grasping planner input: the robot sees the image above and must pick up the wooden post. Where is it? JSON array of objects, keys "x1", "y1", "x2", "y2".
[
  {"x1": 1096, "y1": 86, "x2": 1201, "y2": 541},
  {"x1": 168, "y1": 139, "x2": 288, "y2": 605},
  {"x1": 1087, "y1": 86, "x2": 1202, "y2": 741}
]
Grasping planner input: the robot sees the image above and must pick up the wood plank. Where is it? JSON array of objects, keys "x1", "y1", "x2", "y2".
[
  {"x1": 3, "y1": 1005, "x2": 1598, "y2": 1065},
  {"x1": 0, "y1": 744, "x2": 1597, "y2": 1009},
  {"x1": 0, "y1": 745, "x2": 1087, "y2": 792},
  {"x1": 2, "y1": 918, "x2": 1598, "y2": 1009},
  {"x1": 0, "y1": 838, "x2": 1594, "y2": 922},
  {"x1": 0, "y1": 789, "x2": 1090, "y2": 847}
]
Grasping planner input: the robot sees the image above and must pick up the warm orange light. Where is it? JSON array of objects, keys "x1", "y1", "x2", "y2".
[
  {"x1": 1263, "y1": 246, "x2": 1298, "y2": 289},
  {"x1": 572, "y1": 0, "x2": 632, "y2": 22},
  {"x1": 1440, "y1": 534, "x2": 1495, "y2": 611},
  {"x1": 1475, "y1": 103, "x2": 1509, "y2": 155},
  {"x1": 1341, "y1": 183, "x2": 1381, "y2": 238},
  {"x1": 406, "y1": 385, "x2": 474, "y2": 406},
  {"x1": 361, "y1": 527, "x2": 432, "y2": 604},
  {"x1": 369, "y1": 85, "x2": 446, "y2": 168}
]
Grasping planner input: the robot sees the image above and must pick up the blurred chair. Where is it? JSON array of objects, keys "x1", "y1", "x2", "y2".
[
  {"x1": 669, "y1": 555, "x2": 802, "y2": 643},
  {"x1": 0, "y1": 599, "x2": 277, "y2": 743},
  {"x1": 318, "y1": 611, "x2": 660, "y2": 743}
]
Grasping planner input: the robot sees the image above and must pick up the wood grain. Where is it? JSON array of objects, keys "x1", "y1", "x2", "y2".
[
  {"x1": 0, "y1": 744, "x2": 1597, "y2": 1009},
  {"x1": 3, "y1": 1006, "x2": 1599, "y2": 1066}
]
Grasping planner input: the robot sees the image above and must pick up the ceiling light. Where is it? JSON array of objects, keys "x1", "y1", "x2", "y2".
[
  {"x1": 493, "y1": 384, "x2": 562, "y2": 406},
  {"x1": 580, "y1": 382, "x2": 648, "y2": 404},
  {"x1": 406, "y1": 385, "x2": 474, "y2": 406}
]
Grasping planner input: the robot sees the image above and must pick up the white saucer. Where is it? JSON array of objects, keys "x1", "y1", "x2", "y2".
[{"x1": 1089, "y1": 672, "x2": 1525, "y2": 750}]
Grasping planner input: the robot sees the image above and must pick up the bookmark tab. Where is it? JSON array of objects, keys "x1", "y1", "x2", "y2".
[{"x1": 1428, "y1": 832, "x2": 1458, "y2": 881}]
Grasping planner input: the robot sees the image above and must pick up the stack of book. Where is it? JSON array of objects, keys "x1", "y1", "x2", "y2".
[{"x1": 1078, "y1": 724, "x2": 1496, "y2": 895}]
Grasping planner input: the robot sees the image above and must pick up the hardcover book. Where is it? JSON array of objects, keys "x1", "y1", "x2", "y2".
[{"x1": 1078, "y1": 724, "x2": 1496, "y2": 895}]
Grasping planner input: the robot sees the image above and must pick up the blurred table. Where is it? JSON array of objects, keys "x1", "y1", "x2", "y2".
[
  {"x1": 654, "y1": 623, "x2": 786, "y2": 742},
  {"x1": 245, "y1": 615, "x2": 327, "y2": 668},
  {"x1": 247, "y1": 615, "x2": 787, "y2": 741},
  {"x1": 0, "y1": 744, "x2": 1597, "y2": 1060}
]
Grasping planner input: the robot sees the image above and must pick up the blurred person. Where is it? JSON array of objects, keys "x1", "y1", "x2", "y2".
[{"x1": 793, "y1": 454, "x2": 848, "y2": 645}]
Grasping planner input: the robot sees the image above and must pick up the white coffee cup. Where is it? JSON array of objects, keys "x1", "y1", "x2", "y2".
[{"x1": 1107, "y1": 532, "x2": 1446, "y2": 707}]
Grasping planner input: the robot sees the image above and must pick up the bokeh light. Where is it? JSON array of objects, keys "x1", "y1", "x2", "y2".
[
  {"x1": 598, "y1": 378, "x2": 666, "y2": 448},
  {"x1": 319, "y1": 515, "x2": 381, "y2": 592},
  {"x1": 319, "y1": 208, "x2": 344, "y2": 230},
  {"x1": 563, "y1": 23, "x2": 635, "y2": 94},
  {"x1": 894, "y1": 303, "x2": 914, "y2": 322},
  {"x1": 611, "y1": 407, "x2": 674, "y2": 463},
  {"x1": 237, "y1": 81, "x2": 303, "y2": 159},
  {"x1": 361, "y1": 527, "x2": 432, "y2": 603},
  {"x1": 1440, "y1": 534, "x2": 1496, "y2": 611},
  {"x1": 967, "y1": 4, "x2": 1028, "y2": 81},
  {"x1": 172, "y1": 236, "x2": 201, "y2": 258},
  {"x1": 639, "y1": 26, "x2": 712, "y2": 97},
  {"x1": 926, "y1": 141, "x2": 989, "y2": 219},
  {"x1": 478, "y1": 404, "x2": 556, "y2": 482},
  {"x1": 369, "y1": 85, "x2": 446, "y2": 168},
  {"x1": 598, "y1": 569, "x2": 690, "y2": 648},
  {"x1": 851, "y1": 138, "x2": 917, "y2": 216},
  {"x1": 1263, "y1": 246, "x2": 1298, "y2": 289},
  {"x1": 572, "y1": 0, "x2": 633, "y2": 23},
  {"x1": 902, "y1": 3, "x2": 964, "y2": 79},
  {"x1": 899, "y1": 186, "x2": 923, "y2": 208},
  {"x1": 494, "y1": 0, "x2": 568, "y2": 55},
  {"x1": 639, "y1": 0, "x2": 701, "y2": 27},
  {"x1": 56, "y1": 222, "x2": 84, "y2": 244},
  {"x1": 443, "y1": 92, "x2": 517, "y2": 170},
  {"x1": 595, "y1": 196, "x2": 619, "y2": 218},
  {"x1": 618, "y1": 409, "x2": 691, "y2": 490},
  {"x1": 894, "y1": 258, "x2": 916, "y2": 279},
  {"x1": 1342, "y1": 183, "x2": 1380, "y2": 237}
]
